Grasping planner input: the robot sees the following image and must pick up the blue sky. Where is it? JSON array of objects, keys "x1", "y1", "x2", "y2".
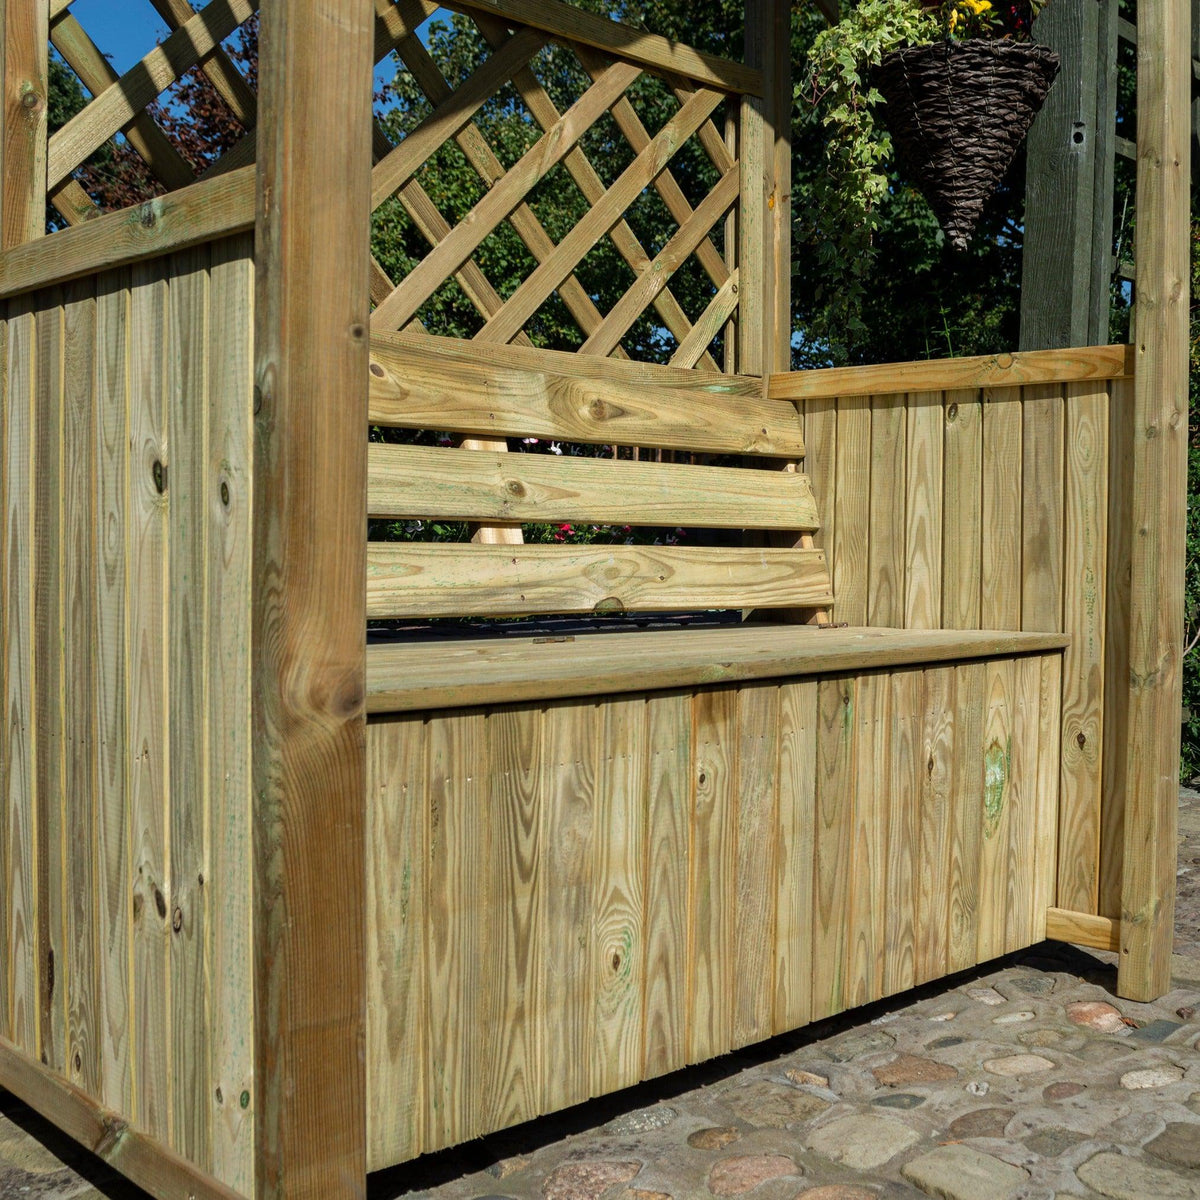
[{"x1": 64, "y1": 1, "x2": 448, "y2": 90}]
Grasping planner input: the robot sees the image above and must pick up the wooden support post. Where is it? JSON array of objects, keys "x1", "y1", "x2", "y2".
[
  {"x1": 740, "y1": 0, "x2": 791, "y2": 375},
  {"x1": 0, "y1": 0, "x2": 48, "y2": 249},
  {"x1": 252, "y1": 2, "x2": 373, "y2": 1197},
  {"x1": 1117, "y1": 0, "x2": 1189, "y2": 1002},
  {"x1": 1020, "y1": 0, "x2": 1117, "y2": 349}
]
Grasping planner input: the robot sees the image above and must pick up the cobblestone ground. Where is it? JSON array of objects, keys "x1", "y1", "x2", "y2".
[{"x1": 5, "y1": 792, "x2": 1200, "y2": 1200}]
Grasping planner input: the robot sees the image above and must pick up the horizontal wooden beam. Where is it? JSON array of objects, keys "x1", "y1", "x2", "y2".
[
  {"x1": 0, "y1": 1036, "x2": 244, "y2": 1200},
  {"x1": 365, "y1": 625, "x2": 1071, "y2": 712},
  {"x1": 368, "y1": 442, "x2": 821, "y2": 529},
  {"x1": 1045, "y1": 907, "x2": 1122, "y2": 952},
  {"x1": 368, "y1": 333, "x2": 801, "y2": 457},
  {"x1": 0, "y1": 166, "x2": 254, "y2": 301},
  {"x1": 366, "y1": 543, "x2": 833, "y2": 618},
  {"x1": 440, "y1": 0, "x2": 762, "y2": 93},
  {"x1": 769, "y1": 344, "x2": 1135, "y2": 401}
]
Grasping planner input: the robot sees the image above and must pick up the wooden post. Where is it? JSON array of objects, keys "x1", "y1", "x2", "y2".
[
  {"x1": 0, "y1": 0, "x2": 48, "y2": 249},
  {"x1": 741, "y1": 0, "x2": 792, "y2": 376},
  {"x1": 252, "y1": 2, "x2": 373, "y2": 1197},
  {"x1": 1117, "y1": 0, "x2": 1189, "y2": 1001},
  {"x1": 1019, "y1": 0, "x2": 1117, "y2": 350}
]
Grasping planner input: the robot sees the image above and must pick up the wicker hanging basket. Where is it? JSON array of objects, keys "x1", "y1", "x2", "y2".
[{"x1": 873, "y1": 40, "x2": 1060, "y2": 251}]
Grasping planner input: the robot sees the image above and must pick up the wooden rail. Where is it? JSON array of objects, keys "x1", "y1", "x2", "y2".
[{"x1": 769, "y1": 343, "x2": 1135, "y2": 400}]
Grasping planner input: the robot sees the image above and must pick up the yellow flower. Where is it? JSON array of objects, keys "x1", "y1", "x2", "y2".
[{"x1": 948, "y1": 7, "x2": 959, "y2": 30}]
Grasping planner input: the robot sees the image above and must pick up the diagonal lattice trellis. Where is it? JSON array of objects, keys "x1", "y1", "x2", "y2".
[{"x1": 47, "y1": 0, "x2": 745, "y2": 374}]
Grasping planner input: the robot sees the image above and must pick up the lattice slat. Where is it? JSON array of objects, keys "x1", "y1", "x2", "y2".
[
  {"x1": 48, "y1": 0, "x2": 257, "y2": 190},
  {"x1": 371, "y1": 56, "x2": 641, "y2": 331},
  {"x1": 475, "y1": 85, "x2": 726, "y2": 344}
]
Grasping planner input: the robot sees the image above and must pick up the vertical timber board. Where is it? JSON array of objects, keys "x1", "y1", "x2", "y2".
[
  {"x1": 688, "y1": 686, "x2": 735, "y2": 1062},
  {"x1": 168, "y1": 245, "x2": 211, "y2": 1168},
  {"x1": 207, "y1": 238, "x2": 256, "y2": 1194},
  {"x1": 947, "y1": 662, "x2": 985, "y2": 974},
  {"x1": 732, "y1": 684, "x2": 778, "y2": 1048},
  {"x1": 33, "y1": 293, "x2": 65, "y2": 1074},
  {"x1": 884, "y1": 670, "x2": 920, "y2": 995},
  {"x1": 735, "y1": 87, "x2": 764, "y2": 377},
  {"x1": 62, "y1": 280, "x2": 99, "y2": 1096},
  {"x1": 941, "y1": 389, "x2": 982, "y2": 630},
  {"x1": 904, "y1": 393, "x2": 944, "y2": 629},
  {"x1": 980, "y1": 386, "x2": 1023, "y2": 631},
  {"x1": 847, "y1": 673, "x2": 886, "y2": 1007},
  {"x1": 1119, "y1": 0, "x2": 1189, "y2": 1002},
  {"x1": 977, "y1": 659, "x2": 1015, "y2": 963},
  {"x1": 773, "y1": 680, "x2": 815, "y2": 1034},
  {"x1": 482, "y1": 704, "x2": 542, "y2": 1133},
  {"x1": 423, "y1": 710, "x2": 485, "y2": 1153},
  {"x1": 591, "y1": 697, "x2": 646, "y2": 1098},
  {"x1": 365, "y1": 715, "x2": 427, "y2": 1171},
  {"x1": 916, "y1": 668, "x2": 953, "y2": 984},
  {"x1": 252, "y1": 0, "x2": 374, "y2": 1194},
  {"x1": 1100, "y1": 378, "x2": 1133, "y2": 918},
  {"x1": 540, "y1": 699, "x2": 597, "y2": 1115},
  {"x1": 643, "y1": 691, "x2": 691, "y2": 1079},
  {"x1": 811, "y1": 676, "x2": 855, "y2": 1020},
  {"x1": 1033, "y1": 655, "x2": 1064, "y2": 937},
  {"x1": 0, "y1": 0, "x2": 48, "y2": 251},
  {"x1": 94, "y1": 273, "x2": 131, "y2": 1117},
  {"x1": 128, "y1": 262, "x2": 169, "y2": 1142},
  {"x1": 833, "y1": 396, "x2": 870, "y2": 626},
  {"x1": 5, "y1": 298, "x2": 37, "y2": 1054},
  {"x1": 867, "y1": 397, "x2": 906, "y2": 627},
  {"x1": 1021, "y1": 383, "x2": 1065, "y2": 633},
  {"x1": 1058, "y1": 382, "x2": 1109, "y2": 914}
]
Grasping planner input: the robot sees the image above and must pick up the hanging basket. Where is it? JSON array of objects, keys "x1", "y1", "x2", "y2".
[{"x1": 873, "y1": 40, "x2": 1060, "y2": 251}]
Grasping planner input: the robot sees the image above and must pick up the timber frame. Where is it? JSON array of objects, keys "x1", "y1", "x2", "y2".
[{"x1": 0, "y1": 0, "x2": 1189, "y2": 1197}]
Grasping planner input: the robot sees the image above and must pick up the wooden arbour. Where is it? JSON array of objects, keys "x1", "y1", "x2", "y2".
[{"x1": 0, "y1": 1, "x2": 1189, "y2": 1198}]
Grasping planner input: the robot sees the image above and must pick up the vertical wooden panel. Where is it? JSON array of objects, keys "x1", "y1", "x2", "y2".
[
  {"x1": 1021, "y1": 383, "x2": 1065, "y2": 632},
  {"x1": 167, "y1": 246, "x2": 210, "y2": 1166},
  {"x1": 833, "y1": 396, "x2": 870, "y2": 625},
  {"x1": 1033, "y1": 655, "x2": 1063, "y2": 938},
  {"x1": 591, "y1": 696, "x2": 645, "y2": 1096},
  {"x1": 33, "y1": 294, "x2": 65, "y2": 1073},
  {"x1": 424, "y1": 710, "x2": 485, "y2": 1152},
  {"x1": 0, "y1": 0, "x2": 49, "y2": 250},
  {"x1": 947, "y1": 662, "x2": 985, "y2": 973},
  {"x1": 252, "y1": 1, "x2": 374, "y2": 1194},
  {"x1": 642, "y1": 691, "x2": 690, "y2": 1078},
  {"x1": 904, "y1": 393, "x2": 944, "y2": 628},
  {"x1": 732, "y1": 684, "x2": 778, "y2": 1048},
  {"x1": 688, "y1": 686, "x2": 735, "y2": 1062},
  {"x1": 1118, "y1": 0, "x2": 1188, "y2": 1000},
  {"x1": 206, "y1": 240, "x2": 255, "y2": 1194},
  {"x1": 884, "y1": 671, "x2": 920, "y2": 994},
  {"x1": 366, "y1": 716, "x2": 427, "y2": 1171},
  {"x1": 773, "y1": 680, "x2": 816, "y2": 1033},
  {"x1": 804, "y1": 397, "x2": 837, "y2": 567},
  {"x1": 0, "y1": 308, "x2": 7, "y2": 1047},
  {"x1": 916, "y1": 667, "x2": 953, "y2": 983},
  {"x1": 847, "y1": 673, "x2": 886, "y2": 1006},
  {"x1": 94, "y1": 275, "x2": 130, "y2": 1118},
  {"x1": 981, "y1": 386, "x2": 1023, "y2": 630},
  {"x1": 942, "y1": 388, "x2": 982, "y2": 630},
  {"x1": 483, "y1": 704, "x2": 542, "y2": 1132},
  {"x1": 868, "y1": 397, "x2": 906, "y2": 627},
  {"x1": 735, "y1": 90, "x2": 764, "y2": 376},
  {"x1": 977, "y1": 660, "x2": 1014, "y2": 963},
  {"x1": 1100, "y1": 379, "x2": 1133, "y2": 918},
  {"x1": 4, "y1": 300, "x2": 36, "y2": 1054},
  {"x1": 1006, "y1": 656, "x2": 1043, "y2": 952},
  {"x1": 61, "y1": 282, "x2": 99, "y2": 1095},
  {"x1": 128, "y1": 264, "x2": 169, "y2": 1141},
  {"x1": 540, "y1": 699, "x2": 597, "y2": 1114},
  {"x1": 1058, "y1": 382, "x2": 1108, "y2": 914},
  {"x1": 812, "y1": 676, "x2": 855, "y2": 1020}
]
